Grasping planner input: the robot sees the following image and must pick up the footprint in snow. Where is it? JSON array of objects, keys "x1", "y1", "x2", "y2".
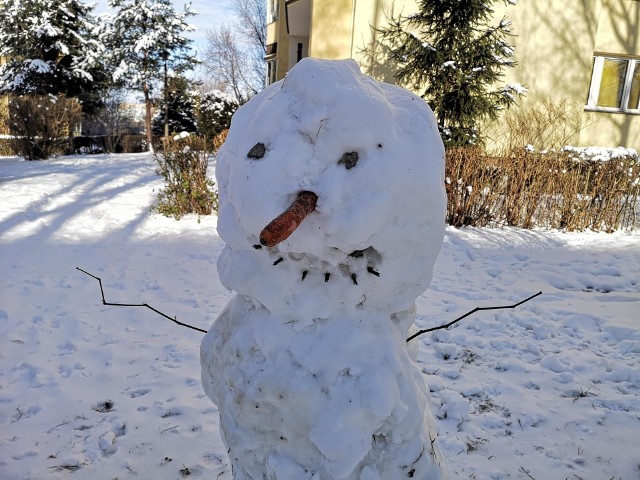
[{"x1": 128, "y1": 388, "x2": 151, "y2": 398}]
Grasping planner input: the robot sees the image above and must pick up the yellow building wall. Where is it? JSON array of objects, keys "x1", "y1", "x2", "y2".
[
  {"x1": 584, "y1": 0, "x2": 640, "y2": 147},
  {"x1": 595, "y1": 0, "x2": 640, "y2": 54},
  {"x1": 269, "y1": 0, "x2": 639, "y2": 148},
  {"x1": 494, "y1": 0, "x2": 602, "y2": 104},
  {"x1": 307, "y1": 0, "x2": 418, "y2": 82},
  {"x1": 308, "y1": 0, "x2": 353, "y2": 59},
  {"x1": 492, "y1": 0, "x2": 639, "y2": 149}
]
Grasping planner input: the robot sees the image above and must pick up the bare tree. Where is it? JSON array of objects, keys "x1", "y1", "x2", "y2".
[
  {"x1": 232, "y1": 0, "x2": 266, "y2": 84},
  {"x1": 83, "y1": 89, "x2": 135, "y2": 152},
  {"x1": 202, "y1": 0, "x2": 266, "y2": 104}
]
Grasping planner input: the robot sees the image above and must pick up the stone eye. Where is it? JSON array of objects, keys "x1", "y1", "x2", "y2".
[
  {"x1": 338, "y1": 151, "x2": 358, "y2": 169},
  {"x1": 247, "y1": 142, "x2": 266, "y2": 159}
]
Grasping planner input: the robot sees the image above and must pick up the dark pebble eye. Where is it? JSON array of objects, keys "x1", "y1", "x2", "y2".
[
  {"x1": 247, "y1": 142, "x2": 266, "y2": 159},
  {"x1": 338, "y1": 151, "x2": 358, "y2": 169}
]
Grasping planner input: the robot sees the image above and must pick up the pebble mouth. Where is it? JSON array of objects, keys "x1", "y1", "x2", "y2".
[{"x1": 253, "y1": 243, "x2": 382, "y2": 284}]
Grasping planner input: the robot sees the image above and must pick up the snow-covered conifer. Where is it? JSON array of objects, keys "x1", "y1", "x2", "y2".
[
  {"x1": 197, "y1": 89, "x2": 238, "y2": 139},
  {"x1": 378, "y1": 0, "x2": 525, "y2": 146},
  {"x1": 0, "y1": 0, "x2": 106, "y2": 112},
  {"x1": 106, "y1": 0, "x2": 198, "y2": 152},
  {"x1": 152, "y1": 74, "x2": 197, "y2": 136}
]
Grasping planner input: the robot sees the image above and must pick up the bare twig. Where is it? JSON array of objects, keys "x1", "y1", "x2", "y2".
[
  {"x1": 519, "y1": 466, "x2": 536, "y2": 480},
  {"x1": 79, "y1": 267, "x2": 540, "y2": 342},
  {"x1": 77, "y1": 267, "x2": 207, "y2": 334},
  {"x1": 407, "y1": 291, "x2": 542, "y2": 342}
]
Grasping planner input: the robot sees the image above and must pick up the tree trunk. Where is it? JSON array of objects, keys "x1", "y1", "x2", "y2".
[
  {"x1": 164, "y1": 60, "x2": 169, "y2": 139},
  {"x1": 143, "y1": 82, "x2": 154, "y2": 153}
]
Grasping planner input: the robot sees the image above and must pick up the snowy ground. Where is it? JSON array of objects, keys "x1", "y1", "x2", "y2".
[{"x1": 1, "y1": 153, "x2": 638, "y2": 480}]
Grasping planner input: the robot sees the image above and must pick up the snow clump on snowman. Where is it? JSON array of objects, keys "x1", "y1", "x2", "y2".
[{"x1": 201, "y1": 57, "x2": 447, "y2": 480}]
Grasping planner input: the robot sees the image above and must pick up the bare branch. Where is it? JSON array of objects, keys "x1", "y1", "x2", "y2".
[
  {"x1": 77, "y1": 267, "x2": 207, "y2": 334},
  {"x1": 406, "y1": 291, "x2": 542, "y2": 342}
]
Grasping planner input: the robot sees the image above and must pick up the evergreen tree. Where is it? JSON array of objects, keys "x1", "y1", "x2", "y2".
[
  {"x1": 378, "y1": 0, "x2": 525, "y2": 146},
  {"x1": 0, "y1": 0, "x2": 107, "y2": 113},
  {"x1": 197, "y1": 90, "x2": 238, "y2": 139},
  {"x1": 152, "y1": 75, "x2": 197, "y2": 136},
  {"x1": 106, "y1": 0, "x2": 198, "y2": 152}
]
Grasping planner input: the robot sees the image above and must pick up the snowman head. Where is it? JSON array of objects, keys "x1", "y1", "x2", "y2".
[{"x1": 215, "y1": 58, "x2": 445, "y2": 323}]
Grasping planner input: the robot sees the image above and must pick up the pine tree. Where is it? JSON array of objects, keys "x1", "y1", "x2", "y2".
[
  {"x1": 106, "y1": 0, "x2": 198, "y2": 152},
  {"x1": 152, "y1": 75, "x2": 197, "y2": 136},
  {"x1": 0, "y1": 0, "x2": 107, "y2": 113},
  {"x1": 197, "y1": 90, "x2": 238, "y2": 139},
  {"x1": 378, "y1": 0, "x2": 525, "y2": 146}
]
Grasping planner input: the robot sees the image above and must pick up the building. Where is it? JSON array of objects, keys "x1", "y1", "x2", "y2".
[{"x1": 266, "y1": 0, "x2": 639, "y2": 148}]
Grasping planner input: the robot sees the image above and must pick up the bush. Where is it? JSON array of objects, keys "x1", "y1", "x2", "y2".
[
  {"x1": 450, "y1": 99, "x2": 639, "y2": 232},
  {"x1": 212, "y1": 128, "x2": 228, "y2": 152},
  {"x1": 445, "y1": 147, "x2": 639, "y2": 232},
  {"x1": 152, "y1": 134, "x2": 218, "y2": 219},
  {"x1": 7, "y1": 94, "x2": 81, "y2": 159},
  {"x1": 0, "y1": 103, "x2": 12, "y2": 156},
  {"x1": 485, "y1": 98, "x2": 596, "y2": 153},
  {"x1": 197, "y1": 90, "x2": 238, "y2": 140}
]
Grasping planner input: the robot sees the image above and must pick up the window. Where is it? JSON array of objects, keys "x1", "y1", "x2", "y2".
[
  {"x1": 297, "y1": 43, "x2": 303, "y2": 63},
  {"x1": 587, "y1": 56, "x2": 640, "y2": 113},
  {"x1": 267, "y1": 59, "x2": 277, "y2": 85},
  {"x1": 267, "y1": 0, "x2": 279, "y2": 23}
]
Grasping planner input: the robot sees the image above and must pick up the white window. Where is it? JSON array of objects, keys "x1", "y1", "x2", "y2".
[
  {"x1": 267, "y1": 0, "x2": 279, "y2": 23},
  {"x1": 267, "y1": 59, "x2": 277, "y2": 85},
  {"x1": 586, "y1": 55, "x2": 640, "y2": 114}
]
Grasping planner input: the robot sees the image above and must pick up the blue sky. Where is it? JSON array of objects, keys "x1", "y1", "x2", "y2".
[{"x1": 95, "y1": 0, "x2": 235, "y2": 54}]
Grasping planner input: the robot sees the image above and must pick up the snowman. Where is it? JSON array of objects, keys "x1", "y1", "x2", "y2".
[{"x1": 201, "y1": 58, "x2": 447, "y2": 480}]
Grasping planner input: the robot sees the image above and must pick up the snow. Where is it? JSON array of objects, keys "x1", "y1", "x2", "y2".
[
  {"x1": 202, "y1": 58, "x2": 447, "y2": 479},
  {"x1": 563, "y1": 145, "x2": 639, "y2": 162},
  {"x1": 0, "y1": 115, "x2": 639, "y2": 480}
]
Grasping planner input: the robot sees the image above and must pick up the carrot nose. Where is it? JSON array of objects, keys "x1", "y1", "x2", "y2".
[{"x1": 259, "y1": 191, "x2": 318, "y2": 247}]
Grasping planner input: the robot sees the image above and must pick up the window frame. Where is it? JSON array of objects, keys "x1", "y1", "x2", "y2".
[
  {"x1": 586, "y1": 55, "x2": 640, "y2": 114},
  {"x1": 267, "y1": 0, "x2": 279, "y2": 24},
  {"x1": 266, "y1": 58, "x2": 278, "y2": 86}
]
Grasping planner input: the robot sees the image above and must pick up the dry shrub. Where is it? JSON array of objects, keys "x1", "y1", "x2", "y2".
[
  {"x1": 486, "y1": 98, "x2": 596, "y2": 153},
  {"x1": 153, "y1": 134, "x2": 218, "y2": 219},
  {"x1": 0, "y1": 102, "x2": 13, "y2": 156},
  {"x1": 450, "y1": 98, "x2": 639, "y2": 232},
  {"x1": 8, "y1": 95, "x2": 81, "y2": 160},
  {"x1": 446, "y1": 148, "x2": 639, "y2": 232},
  {"x1": 212, "y1": 128, "x2": 228, "y2": 153}
]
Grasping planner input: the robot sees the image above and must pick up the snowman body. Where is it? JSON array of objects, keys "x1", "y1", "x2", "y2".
[{"x1": 201, "y1": 58, "x2": 447, "y2": 480}]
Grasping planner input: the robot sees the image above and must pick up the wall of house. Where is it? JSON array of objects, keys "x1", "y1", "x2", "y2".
[
  {"x1": 584, "y1": 0, "x2": 640, "y2": 147},
  {"x1": 595, "y1": 0, "x2": 640, "y2": 54},
  {"x1": 493, "y1": 0, "x2": 639, "y2": 148},
  {"x1": 308, "y1": 0, "x2": 353, "y2": 59},
  {"x1": 307, "y1": 0, "x2": 419, "y2": 82},
  {"x1": 268, "y1": 0, "x2": 639, "y2": 148}
]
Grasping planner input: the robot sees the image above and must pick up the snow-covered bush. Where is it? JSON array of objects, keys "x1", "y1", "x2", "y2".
[
  {"x1": 197, "y1": 90, "x2": 238, "y2": 140},
  {"x1": 8, "y1": 95, "x2": 81, "y2": 160},
  {"x1": 152, "y1": 75, "x2": 198, "y2": 138},
  {"x1": 152, "y1": 134, "x2": 217, "y2": 219}
]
